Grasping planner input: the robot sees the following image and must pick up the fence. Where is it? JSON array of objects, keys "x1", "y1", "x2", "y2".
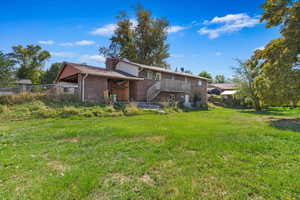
[{"x1": 0, "y1": 83, "x2": 78, "y2": 96}]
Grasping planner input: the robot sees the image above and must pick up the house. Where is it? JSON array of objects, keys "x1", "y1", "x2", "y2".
[
  {"x1": 208, "y1": 83, "x2": 237, "y2": 96},
  {"x1": 54, "y1": 58, "x2": 209, "y2": 106}
]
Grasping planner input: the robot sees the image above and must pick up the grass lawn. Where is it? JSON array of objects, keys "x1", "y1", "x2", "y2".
[{"x1": 0, "y1": 106, "x2": 300, "y2": 199}]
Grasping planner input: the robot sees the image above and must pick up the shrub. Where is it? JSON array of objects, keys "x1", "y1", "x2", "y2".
[
  {"x1": 0, "y1": 105, "x2": 10, "y2": 113},
  {"x1": 123, "y1": 104, "x2": 140, "y2": 116},
  {"x1": 36, "y1": 107, "x2": 58, "y2": 118},
  {"x1": 60, "y1": 106, "x2": 81, "y2": 118}
]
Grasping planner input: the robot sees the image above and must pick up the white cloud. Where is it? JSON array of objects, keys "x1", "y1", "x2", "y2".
[
  {"x1": 166, "y1": 26, "x2": 186, "y2": 34},
  {"x1": 59, "y1": 40, "x2": 95, "y2": 46},
  {"x1": 90, "y1": 24, "x2": 117, "y2": 36},
  {"x1": 198, "y1": 13, "x2": 260, "y2": 39},
  {"x1": 254, "y1": 46, "x2": 265, "y2": 51},
  {"x1": 50, "y1": 51, "x2": 76, "y2": 58},
  {"x1": 215, "y1": 52, "x2": 222, "y2": 56},
  {"x1": 74, "y1": 40, "x2": 95, "y2": 46},
  {"x1": 80, "y1": 54, "x2": 105, "y2": 63},
  {"x1": 38, "y1": 40, "x2": 54, "y2": 45},
  {"x1": 59, "y1": 42, "x2": 74, "y2": 46}
]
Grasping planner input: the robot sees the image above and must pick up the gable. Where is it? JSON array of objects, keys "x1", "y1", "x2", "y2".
[
  {"x1": 115, "y1": 62, "x2": 139, "y2": 77},
  {"x1": 56, "y1": 64, "x2": 81, "y2": 82}
]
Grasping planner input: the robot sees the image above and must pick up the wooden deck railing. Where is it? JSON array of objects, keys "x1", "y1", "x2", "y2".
[
  {"x1": 160, "y1": 79, "x2": 191, "y2": 92},
  {"x1": 147, "y1": 79, "x2": 191, "y2": 102}
]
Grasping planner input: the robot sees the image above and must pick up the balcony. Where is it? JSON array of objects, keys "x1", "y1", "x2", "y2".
[
  {"x1": 160, "y1": 79, "x2": 191, "y2": 92},
  {"x1": 147, "y1": 79, "x2": 191, "y2": 102}
]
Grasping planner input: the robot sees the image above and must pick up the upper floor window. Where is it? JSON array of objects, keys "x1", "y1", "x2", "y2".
[
  {"x1": 198, "y1": 80, "x2": 203, "y2": 86},
  {"x1": 146, "y1": 71, "x2": 154, "y2": 79},
  {"x1": 154, "y1": 73, "x2": 161, "y2": 81}
]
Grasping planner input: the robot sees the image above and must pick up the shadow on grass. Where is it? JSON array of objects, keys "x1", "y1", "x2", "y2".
[
  {"x1": 270, "y1": 118, "x2": 300, "y2": 132},
  {"x1": 239, "y1": 110, "x2": 286, "y2": 116}
]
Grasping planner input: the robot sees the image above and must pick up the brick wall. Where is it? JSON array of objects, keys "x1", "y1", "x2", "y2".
[{"x1": 105, "y1": 58, "x2": 119, "y2": 70}]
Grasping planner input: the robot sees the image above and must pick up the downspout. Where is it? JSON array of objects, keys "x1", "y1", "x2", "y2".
[{"x1": 81, "y1": 73, "x2": 88, "y2": 102}]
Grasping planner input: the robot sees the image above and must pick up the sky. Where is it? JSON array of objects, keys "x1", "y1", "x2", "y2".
[{"x1": 0, "y1": 0, "x2": 280, "y2": 78}]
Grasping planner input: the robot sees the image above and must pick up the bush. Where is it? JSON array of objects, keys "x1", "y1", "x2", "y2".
[
  {"x1": 0, "y1": 105, "x2": 10, "y2": 113},
  {"x1": 60, "y1": 106, "x2": 81, "y2": 118},
  {"x1": 36, "y1": 107, "x2": 58, "y2": 118},
  {"x1": 123, "y1": 104, "x2": 140, "y2": 116}
]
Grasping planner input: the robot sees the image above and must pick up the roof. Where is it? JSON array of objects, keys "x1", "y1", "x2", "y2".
[
  {"x1": 57, "y1": 62, "x2": 144, "y2": 81},
  {"x1": 16, "y1": 79, "x2": 32, "y2": 84},
  {"x1": 119, "y1": 60, "x2": 209, "y2": 81},
  {"x1": 221, "y1": 90, "x2": 237, "y2": 96},
  {"x1": 210, "y1": 83, "x2": 237, "y2": 90}
]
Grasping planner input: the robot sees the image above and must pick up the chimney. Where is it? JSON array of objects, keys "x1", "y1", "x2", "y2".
[{"x1": 105, "y1": 57, "x2": 119, "y2": 70}]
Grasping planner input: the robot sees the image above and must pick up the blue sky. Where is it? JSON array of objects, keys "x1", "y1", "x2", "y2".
[{"x1": 0, "y1": 0, "x2": 280, "y2": 78}]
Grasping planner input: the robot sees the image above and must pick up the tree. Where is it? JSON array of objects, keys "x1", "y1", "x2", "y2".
[
  {"x1": 10, "y1": 45, "x2": 51, "y2": 84},
  {"x1": 100, "y1": 5, "x2": 170, "y2": 68},
  {"x1": 0, "y1": 51, "x2": 16, "y2": 87},
  {"x1": 233, "y1": 58, "x2": 262, "y2": 111},
  {"x1": 256, "y1": 0, "x2": 300, "y2": 106},
  {"x1": 214, "y1": 74, "x2": 225, "y2": 83},
  {"x1": 199, "y1": 71, "x2": 212, "y2": 83},
  {"x1": 42, "y1": 62, "x2": 62, "y2": 84}
]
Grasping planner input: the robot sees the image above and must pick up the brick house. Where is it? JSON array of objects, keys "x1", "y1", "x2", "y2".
[{"x1": 55, "y1": 58, "x2": 209, "y2": 106}]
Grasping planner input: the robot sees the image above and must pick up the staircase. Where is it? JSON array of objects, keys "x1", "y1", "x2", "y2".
[{"x1": 147, "y1": 82, "x2": 161, "y2": 102}]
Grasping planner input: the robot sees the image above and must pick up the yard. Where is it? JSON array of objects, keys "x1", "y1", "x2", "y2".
[{"x1": 0, "y1": 106, "x2": 300, "y2": 199}]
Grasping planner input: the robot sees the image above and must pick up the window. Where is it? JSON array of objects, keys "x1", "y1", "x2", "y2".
[
  {"x1": 155, "y1": 73, "x2": 161, "y2": 81},
  {"x1": 146, "y1": 71, "x2": 154, "y2": 79},
  {"x1": 198, "y1": 80, "x2": 202, "y2": 86}
]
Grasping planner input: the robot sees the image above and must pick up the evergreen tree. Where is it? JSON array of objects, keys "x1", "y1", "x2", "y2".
[{"x1": 42, "y1": 62, "x2": 62, "y2": 84}]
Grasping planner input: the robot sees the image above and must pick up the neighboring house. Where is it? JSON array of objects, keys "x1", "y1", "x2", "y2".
[
  {"x1": 208, "y1": 83, "x2": 237, "y2": 97},
  {"x1": 55, "y1": 58, "x2": 209, "y2": 106},
  {"x1": 16, "y1": 79, "x2": 32, "y2": 86}
]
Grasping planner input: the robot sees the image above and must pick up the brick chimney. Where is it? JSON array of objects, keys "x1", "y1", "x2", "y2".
[{"x1": 105, "y1": 57, "x2": 119, "y2": 70}]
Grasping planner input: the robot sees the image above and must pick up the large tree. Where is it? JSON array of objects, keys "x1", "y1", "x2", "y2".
[
  {"x1": 10, "y1": 45, "x2": 51, "y2": 84},
  {"x1": 0, "y1": 51, "x2": 16, "y2": 87},
  {"x1": 254, "y1": 0, "x2": 300, "y2": 106},
  {"x1": 42, "y1": 62, "x2": 62, "y2": 84},
  {"x1": 100, "y1": 5, "x2": 170, "y2": 68}
]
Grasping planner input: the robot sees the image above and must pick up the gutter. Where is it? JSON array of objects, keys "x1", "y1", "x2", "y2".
[{"x1": 81, "y1": 73, "x2": 88, "y2": 102}]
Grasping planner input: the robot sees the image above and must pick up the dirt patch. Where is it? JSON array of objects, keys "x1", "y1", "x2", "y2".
[
  {"x1": 270, "y1": 118, "x2": 300, "y2": 132},
  {"x1": 146, "y1": 136, "x2": 165, "y2": 143},
  {"x1": 47, "y1": 161, "x2": 69, "y2": 174},
  {"x1": 185, "y1": 149, "x2": 199, "y2": 153},
  {"x1": 112, "y1": 173, "x2": 130, "y2": 184},
  {"x1": 140, "y1": 174, "x2": 155, "y2": 186}
]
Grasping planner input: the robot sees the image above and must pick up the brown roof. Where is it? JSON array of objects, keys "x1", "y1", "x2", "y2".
[
  {"x1": 209, "y1": 83, "x2": 237, "y2": 90},
  {"x1": 119, "y1": 60, "x2": 209, "y2": 81},
  {"x1": 58, "y1": 62, "x2": 143, "y2": 81}
]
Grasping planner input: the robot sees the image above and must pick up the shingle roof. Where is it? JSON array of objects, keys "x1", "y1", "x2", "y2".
[
  {"x1": 210, "y1": 83, "x2": 237, "y2": 90},
  {"x1": 119, "y1": 60, "x2": 209, "y2": 81},
  {"x1": 63, "y1": 62, "x2": 143, "y2": 80}
]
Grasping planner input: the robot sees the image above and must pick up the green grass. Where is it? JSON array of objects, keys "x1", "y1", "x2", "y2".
[{"x1": 0, "y1": 106, "x2": 300, "y2": 199}]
